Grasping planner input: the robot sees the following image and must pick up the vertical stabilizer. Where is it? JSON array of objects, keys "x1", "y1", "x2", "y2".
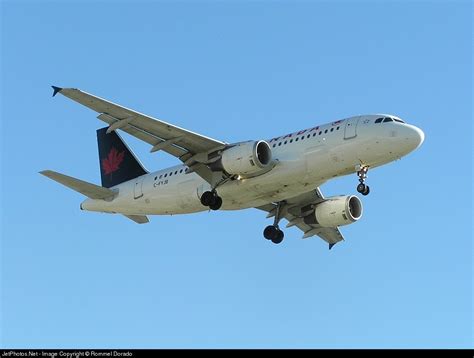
[{"x1": 97, "y1": 127, "x2": 148, "y2": 188}]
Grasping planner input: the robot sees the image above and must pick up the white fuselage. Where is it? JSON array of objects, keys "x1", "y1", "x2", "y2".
[{"x1": 81, "y1": 115, "x2": 424, "y2": 216}]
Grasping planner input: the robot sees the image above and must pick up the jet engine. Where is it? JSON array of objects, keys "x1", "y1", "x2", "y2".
[
  {"x1": 219, "y1": 140, "x2": 273, "y2": 176},
  {"x1": 304, "y1": 195, "x2": 363, "y2": 227}
]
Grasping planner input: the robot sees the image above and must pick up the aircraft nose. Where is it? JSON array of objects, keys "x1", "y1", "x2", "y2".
[
  {"x1": 399, "y1": 124, "x2": 424, "y2": 153},
  {"x1": 410, "y1": 125, "x2": 425, "y2": 149}
]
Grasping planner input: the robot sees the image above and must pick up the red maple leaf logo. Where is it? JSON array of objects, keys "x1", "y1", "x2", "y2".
[{"x1": 101, "y1": 147, "x2": 125, "y2": 175}]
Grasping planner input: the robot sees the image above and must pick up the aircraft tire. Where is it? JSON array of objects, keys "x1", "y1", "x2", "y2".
[
  {"x1": 357, "y1": 183, "x2": 366, "y2": 194},
  {"x1": 201, "y1": 191, "x2": 214, "y2": 206},
  {"x1": 263, "y1": 225, "x2": 278, "y2": 240},
  {"x1": 271, "y1": 229, "x2": 284, "y2": 244},
  {"x1": 362, "y1": 185, "x2": 370, "y2": 196},
  {"x1": 209, "y1": 196, "x2": 222, "y2": 210}
]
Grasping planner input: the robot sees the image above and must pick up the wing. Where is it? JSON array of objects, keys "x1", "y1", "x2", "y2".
[
  {"x1": 52, "y1": 86, "x2": 227, "y2": 183},
  {"x1": 256, "y1": 188, "x2": 345, "y2": 250}
]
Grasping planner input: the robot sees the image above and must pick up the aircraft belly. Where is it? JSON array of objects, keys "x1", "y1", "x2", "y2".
[
  {"x1": 218, "y1": 158, "x2": 316, "y2": 210},
  {"x1": 143, "y1": 176, "x2": 204, "y2": 215},
  {"x1": 88, "y1": 174, "x2": 204, "y2": 215},
  {"x1": 86, "y1": 136, "x2": 394, "y2": 215}
]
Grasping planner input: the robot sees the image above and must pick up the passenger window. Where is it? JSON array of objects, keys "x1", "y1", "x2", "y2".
[
  {"x1": 375, "y1": 117, "x2": 384, "y2": 124},
  {"x1": 295, "y1": 138, "x2": 299, "y2": 142},
  {"x1": 383, "y1": 117, "x2": 393, "y2": 123},
  {"x1": 180, "y1": 169, "x2": 183, "y2": 173},
  {"x1": 301, "y1": 136, "x2": 304, "y2": 140},
  {"x1": 324, "y1": 129, "x2": 328, "y2": 133},
  {"x1": 290, "y1": 139, "x2": 293, "y2": 143},
  {"x1": 319, "y1": 131, "x2": 322, "y2": 135},
  {"x1": 336, "y1": 126, "x2": 340, "y2": 130},
  {"x1": 272, "y1": 144, "x2": 276, "y2": 148},
  {"x1": 278, "y1": 142, "x2": 282, "y2": 146},
  {"x1": 154, "y1": 176, "x2": 157, "y2": 180},
  {"x1": 330, "y1": 128, "x2": 334, "y2": 132},
  {"x1": 175, "y1": 171, "x2": 178, "y2": 175},
  {"x1": 284, "y1": 141, "x2": 287, "y2": 144},
  {"x1": 312, "y1": 133, "x2": 316, "y2": 137},
  {"x1": 307, "y1": 134, "x2": 310, "y2": 139},
  {"x1": 164, "y1": 173, "x2": 167, "y2": 177}
]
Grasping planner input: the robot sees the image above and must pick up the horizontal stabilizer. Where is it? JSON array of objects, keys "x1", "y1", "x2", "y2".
[
  {"x1": 124, "y1": 215, "x2": 149, "y2": 224},
  {"x1": 40, "y1": 170, "x2": 115, "y2": 200}
]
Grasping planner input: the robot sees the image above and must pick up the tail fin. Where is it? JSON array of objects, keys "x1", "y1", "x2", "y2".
[{"x1": 97, "y1": 127, "x2": 148, "y2": 188}]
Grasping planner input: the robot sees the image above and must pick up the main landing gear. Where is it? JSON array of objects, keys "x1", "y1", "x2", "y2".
[
  {"x1": 200, "y1": 190, "x2": 223, "y2": 210},
  {"x1": 356, "y1": 165, "x2": 370, "y2": 196},
  {"x1": 263, "y1": 202, "x2": 285, "y2": 244}
]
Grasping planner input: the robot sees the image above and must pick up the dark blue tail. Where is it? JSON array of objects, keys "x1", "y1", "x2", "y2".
[{"x1": 97, "y1": 127, "x2": 147, "y2": 188}]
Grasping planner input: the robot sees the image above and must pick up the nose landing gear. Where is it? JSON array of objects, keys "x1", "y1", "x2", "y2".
[
  {"x1": 263, "y1": 202, "x2": 285, "y2": 244},
  {"x1": 356, "y1": 165, "x2": 370, "y2": 196},
  {"x1": 357, "y1": 183, "x2": 370, "y2": 195}
]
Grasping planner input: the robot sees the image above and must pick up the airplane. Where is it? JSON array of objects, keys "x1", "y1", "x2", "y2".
[{"x1": 40, "y1": 86, "x2": 424, "y2": 249}]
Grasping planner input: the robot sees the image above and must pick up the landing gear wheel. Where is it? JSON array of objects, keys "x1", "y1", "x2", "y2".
[
  {"x1": 209, "y1": 196, "x2": 222, "y2": 210},
  {"x1": 263, "y1": 201, "x2": 286, "y2": 244},
  {"x1": 362, "y1": 185, "x2": 370, "y2": 196},
  {"x1": 271, "y1": 229, "x2": 284, "y2": 244},
  {"x1": 357, "y1": 183, "x2": 367, "y2": 194},
  {"x1": 264, "y1": 225, "x2": 278, "y2": 240},
  {"x1": 263, "y1": 225, "x2": 284, "y2": 244},
  {"x1": 356, "y1": 165, "x2": 370, "y2": 195},
  {"x1": 201, "y1": 191, "x2": 223, "y2": 210},
  {"x1": 200, "y1": 191, "x2": 214, "y2": 206}
]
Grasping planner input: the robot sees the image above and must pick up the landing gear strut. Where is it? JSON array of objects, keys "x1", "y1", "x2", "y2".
[
  {"x1": 200, "y1": 190, "x2": 222, "y2": 210},
  {"x1": 263, "y1": 202, "x2": 285, "y2": 244},
  {"x1": 356, "y1": 165, "x2": 370, "y2": 196}
]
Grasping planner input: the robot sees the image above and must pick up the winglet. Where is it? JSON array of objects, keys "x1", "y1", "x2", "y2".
[
  {"x1": 329, "y1": 243, "x2": 336, "y2": 250},
  {"x1": 51, "y1": 85, "x2": 63, "y2": 97}
]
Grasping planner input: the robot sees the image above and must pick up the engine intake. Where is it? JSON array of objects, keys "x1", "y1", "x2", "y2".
[
  {"x1": 219, "y1": 140, "x2": 272, "y2": 176},
  {"x1": 304, "y1": 195, "x2": 363, "y2": 227}
]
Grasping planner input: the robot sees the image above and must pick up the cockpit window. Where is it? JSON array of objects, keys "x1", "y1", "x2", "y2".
[{"x1": 376, "y1": 116, "x2": 404, "y2": 124}]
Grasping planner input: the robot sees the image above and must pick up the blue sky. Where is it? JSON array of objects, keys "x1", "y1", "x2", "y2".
[{"x1": 1, "y1": 1, "x2": 472, "y2": 348}]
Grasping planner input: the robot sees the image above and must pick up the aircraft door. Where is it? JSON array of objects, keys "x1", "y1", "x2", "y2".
[
  {"x1": 344, "y1": 116, "x2": 360, "y2": 139},
  {"x1": 134, "y1": 176, "x2": 144, "y2": 199}
]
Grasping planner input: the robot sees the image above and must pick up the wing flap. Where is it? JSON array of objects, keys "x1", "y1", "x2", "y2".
[
  {"x1": 56, "y1": 87, "x2": 225, "y2": 154},
  {"x1": 256, "y1": 187, "x2": 346, "y2": 249},
  {"x1": 96, "y1": 113, "x2": 188, "y2": 157},
  {"x1": 53, "y1": 87, "x2": 227, "y2": 184}
]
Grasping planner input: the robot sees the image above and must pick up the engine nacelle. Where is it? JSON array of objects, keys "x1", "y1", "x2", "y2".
[
  {"x1": 220, "y1": 140, "x2": 272, "y2": 176},
  {"x1": 304, "y1": 195, "x2": 363, "y2": 227}
]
